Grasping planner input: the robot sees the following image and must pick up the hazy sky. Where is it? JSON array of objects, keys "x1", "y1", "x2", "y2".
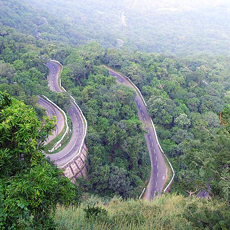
[
  {"x1": 26, "y1": 0, "x2": 230, "y2": 12},
  {"x1": 128, "y1": 0, "x2": 230, "y2": 9}
]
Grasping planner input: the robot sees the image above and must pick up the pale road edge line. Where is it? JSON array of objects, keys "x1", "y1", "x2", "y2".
[
  {"x1": 105, "y1": 66, "x2": 175, "y2": 193},
  {"x1": 41, "y1": 95, "x2": 69, "y2": 152},
  {"x1": 139, "y1": 188, "x2": 146, "y2": 200},
  {"x1": 49, "y1": 60, "x2": 88, "y2": 168}
]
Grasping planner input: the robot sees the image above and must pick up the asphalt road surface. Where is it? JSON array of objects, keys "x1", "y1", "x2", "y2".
[
  {"x1": 108, "y1": 68, "x2": 167, "y2": 200},
  {"x1": 45, "y1": 61, "x2": 85, "y2": 166},
  {"x1": 38, "y1": 96, "x2": 65, "y2": 145}
]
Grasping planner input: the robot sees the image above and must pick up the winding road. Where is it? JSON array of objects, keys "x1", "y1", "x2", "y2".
[
  {"x1": 45, "y1": 61, "x2": 86, "y2": 167},
  {"x1": 107, "y1": 68, "x2": 167, "y2": 200},
  {"x1": 40, "y1": 60, "x2": 171, "y2": 199}
]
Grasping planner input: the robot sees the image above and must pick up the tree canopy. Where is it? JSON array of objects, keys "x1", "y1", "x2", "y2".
[{"x1": 0, "y1": 92, "x2": 75, "y2": 229}]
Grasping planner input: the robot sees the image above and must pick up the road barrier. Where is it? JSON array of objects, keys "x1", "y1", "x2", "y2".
[
  {"x1": 49, "y1": 60, "x2": 88, "y2": 168},
  {"x1": 50, "y1": 59, "x2": 63, "y2": 71},
  {"x1": 139, "y1": 188, "x2": 146, "y2": 200}
]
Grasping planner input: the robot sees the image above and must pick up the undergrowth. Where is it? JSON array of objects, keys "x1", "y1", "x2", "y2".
[{"x1": 55, "y1": 194, "x2": 230, "y2": 230}]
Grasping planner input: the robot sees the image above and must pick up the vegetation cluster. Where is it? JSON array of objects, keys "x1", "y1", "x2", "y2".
[
  {"x1": 0, "y1": 92, "x2": 76, "y2": 229},
  {"x1": 55, "y1": 195, "x2": 230, "y2": 230}
]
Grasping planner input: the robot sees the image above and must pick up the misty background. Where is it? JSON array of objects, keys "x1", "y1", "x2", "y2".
[{"x1": 1, "y1": 0, "x2": 230, "y2": 56}]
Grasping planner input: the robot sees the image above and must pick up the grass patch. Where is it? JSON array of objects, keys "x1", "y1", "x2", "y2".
[
  {"x1": 55, "y1": 194, "x2": 228, "y2": 230},
  {"x1": 44, "y1": 114, "x2": 72, "y2": 154},
  {"x1": 44, "y1": 121, "x2": 67, "y2": 152}
]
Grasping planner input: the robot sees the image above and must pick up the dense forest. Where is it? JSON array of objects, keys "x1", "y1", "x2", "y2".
[
  {"x1": 1, "y1": 20, "x2": 230, "y2": 200},
  {"x1": 102, "y1": 49, "x2": 230, "y2": 200},
  {"x1": 0, "y1": 25, "x2": 150, "y2": 199},
  {"x1": 1, "y1": 0, "x2": 230, "y2": 228}
]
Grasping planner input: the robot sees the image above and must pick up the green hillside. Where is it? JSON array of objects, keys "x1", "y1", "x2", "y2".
[
  {"x1": 1, "y1": 0, "x2": 230, "y2": 228},
  {"x1": 1, "y1": 19, "x2": 230, "y2": 200}
]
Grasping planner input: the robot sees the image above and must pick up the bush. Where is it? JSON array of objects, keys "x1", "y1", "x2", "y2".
[{"x1": 84, "y1": 205, "x2": 108, "y2": 222}]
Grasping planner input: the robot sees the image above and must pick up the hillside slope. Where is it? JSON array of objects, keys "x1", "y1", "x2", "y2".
[{"x1": 0, "y1": 0, "x2": 82, "y2": 45}]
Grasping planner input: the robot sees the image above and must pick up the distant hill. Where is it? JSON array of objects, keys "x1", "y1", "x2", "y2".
[
  {"x1": 0, "y1": 0, "x2": 84, "y2": 45},
  {"x1": 2, "y1": 0, "x2": 230, "y2": 56},
  {"x1": 0, "y1": 0, "x2": 41, "y2": 34},
  {"x1": 17, "y1": 0, "x2": 230, "y2": 56},
  {"x1": 124, "y1": 0, "x2": 230, "y2": 12}
]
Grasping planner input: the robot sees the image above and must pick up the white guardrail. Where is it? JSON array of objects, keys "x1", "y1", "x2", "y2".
[
  {"x1": 150, "y1": 119, "x2": 175, "y2": 193},
  {"x1": 106, "y1": 66, "x2": 175, "y2": 193},
  {"x1": 41, "y1": 95, "x2": 69, "y2": 152},
  {"x1": 50, "y1": 60, "x2": 88, "y2": 168}
]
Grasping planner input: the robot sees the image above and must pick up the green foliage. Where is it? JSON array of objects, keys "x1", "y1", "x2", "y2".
[
  {"x1": 0, "y1": 91, "x2": 11, "y2": 109},
  {"x1": 0, "y1": 92, "x2": 76, "y2": 229},
  {"x1": 184, "y1": 201, "x2": 230, "y2": 230},
  {"x1": 222, "y1": 105, "x2": 230, "y2": 132}
]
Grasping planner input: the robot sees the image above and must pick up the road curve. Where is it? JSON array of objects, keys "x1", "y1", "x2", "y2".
[
  {"x1": 45, "y1": 61, "x2": 86, "y2": 167},
  {"x1": 107, "y1": 67, "x2": 167, "y2": 200},
  {"x1": 38, "y1": 96, "x2": 65, "y2": 145}
]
